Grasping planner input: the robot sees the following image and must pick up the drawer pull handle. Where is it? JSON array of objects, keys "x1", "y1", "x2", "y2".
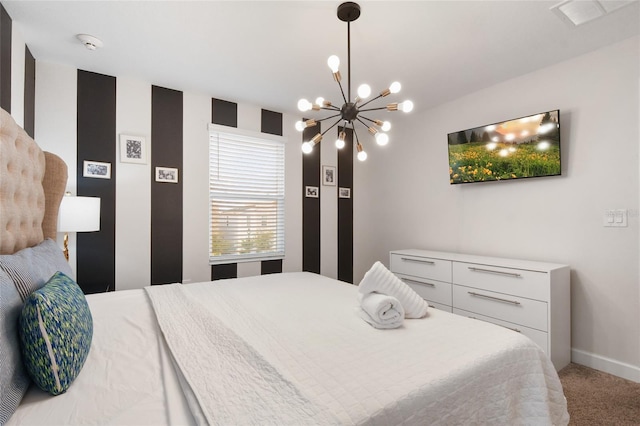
[
  {"x1": 467, "y1": 316, "x2": 521, "y2": 333},
  {"x1": 468, "y1": 267, "x2": 521, "y2": 278},
  {"x1": 401, "y1": 257, "x2": 435, "y2": 265},
  {"x1": 467, "y1": 291, "x2": 521, "y2": 305},
  {"x1": 402, "y1": 278, "x2": 435, "y2": 287}
]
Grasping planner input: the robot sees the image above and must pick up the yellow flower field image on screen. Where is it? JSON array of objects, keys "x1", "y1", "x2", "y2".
[{"x1": 448, "y1": 110, "x2": 561, "y2": 184}]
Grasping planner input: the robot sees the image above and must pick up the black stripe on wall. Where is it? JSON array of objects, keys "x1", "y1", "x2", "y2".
[
  {"x1": 211, "y1": 98, "x2": 238, "y2": 281},
  {"x1": 0, "y1": 4, "x2": 12, "y2": 113},
  {"x1": 261, "y1": 109, "x2": 283, "y2": 136},
  {"x1": 261, "y1": 260, "x2": 282, "y2": 275},
  {"x1": 151, "y1": 86, "x2": 183, "y2": 285},
  {"x1": 261, "y1": 109, "x2": 284, "y2": 275},
  {"x1": 211, "y1": 263, "x2": 237, "y2": 281},
  {"x1": 212, "y1": 98, "x2": 237, "y2": 128},
  {"x1": 337, "y1": 127, "x2": 354, "y2": 283},
  {"x1": 77, "y1": 70, "x2": 116, "y2": 294},
  {"x1": 302, "y1": 120, "x2": 321, "y2": 274},
  {"x1": 23, "y1": 46, "x2": 35, "y2": 138}
]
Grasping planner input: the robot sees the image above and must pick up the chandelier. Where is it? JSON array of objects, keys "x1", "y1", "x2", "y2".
[{"x1": 296, "y1": 2, "x2": 413, "y2": 161}]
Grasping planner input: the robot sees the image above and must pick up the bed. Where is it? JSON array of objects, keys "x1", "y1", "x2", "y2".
[{"x1": 0, "y1": 108, "x2": 569, "y2": 425}]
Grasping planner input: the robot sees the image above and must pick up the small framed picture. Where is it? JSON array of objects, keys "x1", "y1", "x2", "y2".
[
  {"x1": 305, "y1": 186, "x2": 319, "y2": 198},
  {"x1": 322, "y1": 165, "x2": 336, "y2": 186},
  {"x1": 120, "y1": 134, "x2": 146, "y2": 164},
  {"x1": 339, "y1": 187, "x2": 351, "y2": 199},
  {"x1": 155, "y1": 167, "x2": 179, "y2": 183},
  {"x1": 83, "y1": 160, "x2": 111, "y2": 179}
]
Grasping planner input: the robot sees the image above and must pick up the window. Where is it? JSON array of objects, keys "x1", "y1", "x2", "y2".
[{"x1": 209, "y1": 124, "x2": 285, "y2": 264}]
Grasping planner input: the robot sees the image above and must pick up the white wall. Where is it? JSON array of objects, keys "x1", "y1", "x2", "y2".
[
  {"x1": 182, "y1": 91, "x2": 212, "y2": 284},
  {"x1": 355, "y1": 36, "x2": 640, "y2": 380},
  {"x1": 34, "y1": 62, "x2": 78, "y2": 273},
  {"x1": 115, "y1": 78, "x2": 151, "y2": 290},
  {"x1": 321, "y1": 136, "x2": 338, "y2": 279},
  {"x1": 283, "y1": 113, "x2": 303, "y2": 274}
]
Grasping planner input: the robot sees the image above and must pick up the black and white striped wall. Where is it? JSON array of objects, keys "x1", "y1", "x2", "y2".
[
  {"x1": 2, "y1": 6, "x2": 358, "y2": 291},
  {"x1": 34, "y1": 65, "x2": 303, "y2": 293}
]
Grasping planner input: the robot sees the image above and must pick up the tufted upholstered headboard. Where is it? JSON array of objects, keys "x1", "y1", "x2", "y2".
[{"x1": 0, "y1": 108, "x2": 68, "y2": 255}]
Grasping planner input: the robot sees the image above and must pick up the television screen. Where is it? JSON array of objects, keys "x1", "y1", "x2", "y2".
[{"x1": 448, "y1": 110, "x2": 561, "y2": 184}]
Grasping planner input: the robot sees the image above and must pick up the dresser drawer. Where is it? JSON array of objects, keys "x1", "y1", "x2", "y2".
[
  {"x1": 429, "y1": 301, "x2": 452, "y2": 312},
  {"x1": 452, "y1": 262, "x2": 549, "y2": 302},
  {"x1": 395, "y1": 273, "x2": 452, "y2": 306},
  {"x1": 390, "y1": 254, "x2": 452, "y2": 283},
  {"x1": 453, "y1": 308, "x2": 548, "y2": 353},
  {"x1": 453, "y1": 285, "x2": 548, "y2": 331}
]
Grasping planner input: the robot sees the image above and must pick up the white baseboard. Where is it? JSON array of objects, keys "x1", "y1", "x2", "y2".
[{"x1": 571, "y1": 348, "x2": 640, "y2": 383}]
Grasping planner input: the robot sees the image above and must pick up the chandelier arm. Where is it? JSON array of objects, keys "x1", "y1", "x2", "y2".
[
  {"x1": 352, "y1": 125, "x2": 361, "y2": 145},
  {"x1": 355, "y1": 117, "x2": 372, "y2": 129},
  {"x1": 321, "y1": 105, "x2": 341, "y2": 111},
  {"x1": 358, "y1": 115, "x2": 378, "y2": 125},
  {"x1": 315, "y1": 113, "x2": 343, "y2": 123},
  {"x1": 320, "y1": 118, "x2": 343, "y2": 136},
  {"x1": 358, "y1": 93, "x2": 384, "y2": 109},
  {"x1": 358, "y1": 106, "x2": 389, "y2": 112}
]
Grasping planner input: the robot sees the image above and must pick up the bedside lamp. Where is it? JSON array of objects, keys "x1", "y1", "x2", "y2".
[{"x1": 57, "y1": 193, "x2": 101, "y2": 261}]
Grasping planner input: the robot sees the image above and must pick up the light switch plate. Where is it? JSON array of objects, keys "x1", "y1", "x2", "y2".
[{"x1": 604, "y1": 209, "x2": 627, "y2": 227}]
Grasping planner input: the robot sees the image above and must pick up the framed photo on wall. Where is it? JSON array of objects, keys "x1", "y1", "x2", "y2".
[
  {"x1": 305, "y1": 186, "x2": 319, "y2": 198},
  {"x1": 322, "y1": 165, "x2": 336, "y2": 186},
  {"x1": 155, "y1": 167, "x2": 179, "y2": 183},
  {"x1": 339, "y1": 187, "x2": 351, "y2": 198},
  {"x1": 83, "y1": 160, "x2": 111, "y2": 179},
  {"x1": 120, "y1": 134, "x2": 147, "y2": 164}
]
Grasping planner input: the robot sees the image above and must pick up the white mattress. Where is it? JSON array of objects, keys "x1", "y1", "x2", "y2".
[{"x1": 10, "y1": 272, "x2": 568, "y2": 425}]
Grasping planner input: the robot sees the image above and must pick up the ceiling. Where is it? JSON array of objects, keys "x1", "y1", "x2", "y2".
[{"x1": 3, "y1": 1, "x2": 639, "y2": 115}]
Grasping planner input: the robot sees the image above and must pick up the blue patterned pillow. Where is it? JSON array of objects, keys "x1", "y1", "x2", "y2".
[{"x1": 18, "y1": 272, "x2": 93, "y2": 395}]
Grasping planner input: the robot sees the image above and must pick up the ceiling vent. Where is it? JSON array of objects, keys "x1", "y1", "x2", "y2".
[{"x1": 551, "y1": 0, "x2": 636, "y2": 26}]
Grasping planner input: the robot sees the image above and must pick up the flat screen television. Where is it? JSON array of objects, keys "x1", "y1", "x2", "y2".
[{"x1": 448, "y1": 110, "x2": 561, "y2": 184}]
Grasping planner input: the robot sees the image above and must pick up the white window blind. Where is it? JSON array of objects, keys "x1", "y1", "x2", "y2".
[{"x1": 209, "y1": 124, "x2": 285, "y2": 264}]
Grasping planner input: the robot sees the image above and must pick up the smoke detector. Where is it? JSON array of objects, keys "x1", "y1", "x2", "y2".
[{"x1": 76, "y1": 34, "x2": 103, "y2": 50}]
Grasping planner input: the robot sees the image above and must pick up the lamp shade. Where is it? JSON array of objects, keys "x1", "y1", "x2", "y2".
[{"x1": 57, "y1": 196, "x2": 101, "y2": 233}]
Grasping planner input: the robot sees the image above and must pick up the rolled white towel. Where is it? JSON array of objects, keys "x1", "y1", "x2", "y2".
[
  {"x1": 358, "y1": 261, "x2": 429, "y2": 319},
  {"x1": 357, "y1": 292, "x2": 404, "y2": 329}
]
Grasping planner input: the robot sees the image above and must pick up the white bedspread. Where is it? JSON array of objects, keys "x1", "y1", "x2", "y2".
[
  {"x1": 148, "y1": 272, "x2": 569, "y2": 426},
  {"x1": 11, "y1": 272, "x2": 568, "y2": 425},
  {"x1": 9, "y1": 290, "x2": 195, "y2": 426},
  {"x1": 145, "y1": 283, "x2": 338, "y2": 425}
]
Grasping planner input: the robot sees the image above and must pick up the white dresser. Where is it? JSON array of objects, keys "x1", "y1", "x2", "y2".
[{"x1": 390, "y1": 249, "x2": 570, "y2": 371}]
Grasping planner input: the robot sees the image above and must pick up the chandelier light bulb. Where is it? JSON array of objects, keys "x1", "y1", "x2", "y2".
[
  {"x1": 298, "y1": 98, "x2": 312, "y2": 112},
  {"x1": 381, "y1": 121, "x2": 391, "y2": 131},
  {"x1": 335, "y1": 138, "x2": 346, "y2": 149},
  {"x1": 315, "y1": 97, "x2": 325, "y2": 107},
  {"x1": 301, "y1": 142, "x2": 314, "y2": 154},
  {"x1": 375, "y1": 133, "x2": 389, "y2": 146},
  {"x1": 399, "y1": 100, "x2": 414, "y2": 113},
  {"x1": 357, "y1": 150, "x2": 368, "y2": 161},
  {"x1": 327, "y1": 55, "x2": 340, "y2": 73},
  {"x1": 295, "y1": 121, "x2": 305, "y2": 132},
  {"x1": 389, "y1": 81, "x2": 401, "y2": 94},
  {"x1": 357, "y1": 84, "x2": 371, "y2": 99}
]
